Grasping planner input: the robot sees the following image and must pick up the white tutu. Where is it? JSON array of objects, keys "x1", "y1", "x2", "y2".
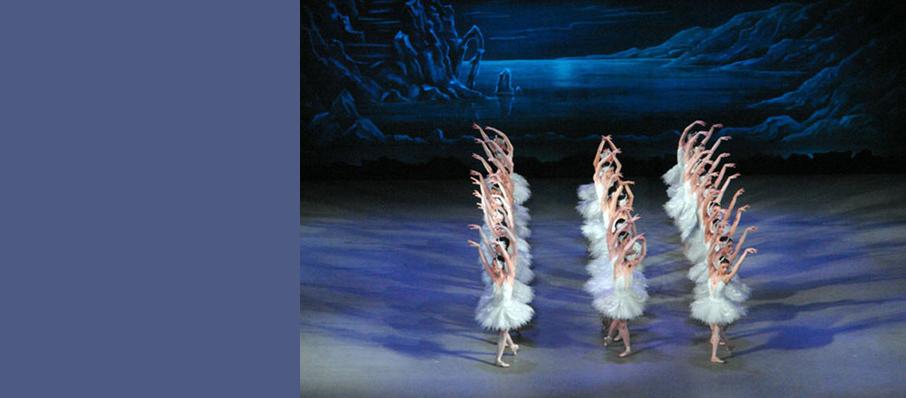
[
  {"x1": 664, "y1": 180, "x2": 688, "y2": 220},
  {"x1": 581, "y1": 217, "x2": 608, "y2": 242},
  {"x1": 516, "y1": 224, "x2": 532, "y2": 240},
  {"x1": 584, "y1": 255, "x2": 614, "y2": 294},
  {"x1": 690, "y1": 280, "x2": 745, "y2": 325},
  {"x1": 482, "y1": 279, "x2": 534, "y2": 304},
  {"x1": 662, "y1": 163, "x2": 681, "y2": 187},
  {"x1": 723, "y1": 278, "x2": 751, "y2": 303},
  {"x1": 577, "y1": 182, "x2": 596, "y2": 202},
  {"x1": 577, "y1": 197, "x2": 603, "y2": 221},
  {"x1": 511, "y1": 173, "x2": 531, "y2": 205},
  {"x1": 687, "y1": 260, "x2": 709, "y2": 284},
  {"x1": 677, "y1": 196, "x2": 699, "y2": 241},
  {"x1": 515, "y1": 203, "x2": 532, "y2": 225},
  {"x1": 585, "y1": 256, "x2": 613, "y2": 279},
  {"x1": 682, "y1": 230, "x2": 708, "y2": 264},
  {"x1": 592, "y1": 273, "x2": 648, "y2": 320},
  {"x1": 475, "y1": 282, "x2": 534, "y2": 330},
  {"x1": 588, "y1": 235, "x2": 611, "y2": 259}
]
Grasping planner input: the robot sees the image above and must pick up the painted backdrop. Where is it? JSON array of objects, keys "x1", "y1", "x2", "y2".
[{"x1": 302, "y1": 0, "x2": 905, "y2": 175}]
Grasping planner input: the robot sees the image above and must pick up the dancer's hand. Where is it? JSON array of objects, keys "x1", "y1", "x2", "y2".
[
  {"x1": 745, "y1": 248, "x2": 757, "y2": 255},
  {"x1": 738, "y1": 204, "x2": 751, "y2": 212},
  {"x1": 468, "y1": 224, "x2": 482, "y2": 231},
  {"x1": 746, "y1": 226, "x2": 758, "y2": 233},
  {"x1": 467, "y1": 240, "x2": 481, "y2": 249}
]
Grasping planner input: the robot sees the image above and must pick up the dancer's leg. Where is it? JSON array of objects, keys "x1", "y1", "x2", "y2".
[
  {"x1": 604, "y1": 319, "x2": 619, "y2": 345},
  {"x1": 618, "y1": 320, "x2": 632, "y2": 357},
  {"x1": 719, "y1": 328, "x2": 733, "y2": 352},
  {"x1": 504, "y1": 331, "x2": 519, "y2": 355},
  {"x1": 496, "y1": 330, "x2": 510, "y2": 367},
  {"x1": 710, "y1": 324, "x2": 724, "y2": 363}
]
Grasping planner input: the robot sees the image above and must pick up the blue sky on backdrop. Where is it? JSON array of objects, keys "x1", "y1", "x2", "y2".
[{"x1": 454, "y1": 0, "x2": 800, "y2": 59}]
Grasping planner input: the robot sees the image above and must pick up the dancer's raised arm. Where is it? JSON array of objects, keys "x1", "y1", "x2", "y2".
[
  {"x1": 474, "y1": 135, "x2": 496, "y2": 160},
  {"x1": 726, "y1": 248, "x2": 756, "y2": 281},
  {"x1": 732, "y1": 226, "x2": 757, "y2": 258},
  {"x1": 686, "y1": 149, "x2": 713, "y2": 180},
  {"x1": 680, "y1": 120, "x2": 707, "y2": 149},
  {"x1": 485, "y1": 126, "x2": 513, "y2": 155},
  {"x1": 702, "y1": 123, "x2": 722, "y2": 146},
  {"x1": 707, "y1": 135, "x2": 730, "y2": 157},
  {"x1": 715, "y1": 172, "x2": 742, "y2": 203},
  {"x1": 707, "y1": 153, "x2": 731, "y2": 175},
  {"x1": 593, "y1": 136, "x2": 610, "y2": 166},
  {"x1": 497, "y1": 241, "x2": 517, "y2": 278},
  {"x1": 468, "y1": 239, "x2": 501, "y2": 281},
  {"x1": 726, "y1": 204, "x2": 750, "y2": 238},
  {"x1": 616, "y1": 233, "x2": 645, "y2": 260},
  {"x1": 684, "y1": 131, "x2": 709, "y2": 157},
  {"x1": 472, "y1": 153, "x2": 497, "y2": 176},
  {"x1": 723, "y1": 187, "x2": 744, "y2": 216},
  {"x1": 628, "y1": 237, "x2": 647, "y2": 268},
  {"x1": 487, "y1": 148, "x2": 513, "y2": 175},
  {"x1": 491, "y1": 194, "x2": 516, "y2": 229},
  {"x1": 486, "y1": 136, "x2": 514, "y2": 171}
]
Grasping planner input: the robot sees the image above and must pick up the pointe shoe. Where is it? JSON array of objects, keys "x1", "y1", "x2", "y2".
[
  {"x1": 496, "y1": 359, "x2": 511, "y2": 368},
  {"x1": 710, "y1": 356, "x2": 725, "y2": 364},
  {"x1": 619, "y1": 349, "x2": 632, "y2": 358},
  {"x1": 510, "y1": 344, "x2": 519, "y2": 356},
  {"x1": 603, "y1": 337, "x2": 612, "y2": 346}
]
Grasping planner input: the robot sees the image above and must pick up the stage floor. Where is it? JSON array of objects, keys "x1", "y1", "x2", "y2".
[{"x1": 301, "y1": 175, "x2": 906, "y2": 397}]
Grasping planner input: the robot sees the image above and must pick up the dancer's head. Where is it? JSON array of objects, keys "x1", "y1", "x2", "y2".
[
  {"x1": 496, "y1": 235, "x2": 510, "y2": 251},
  {"x1": 718, "y1": 255, "x2": 730, "y2": 273},
  {"x1": 617, "y1": 230, "x2": 631, "y2": 244},
  {"x1": 607, "y1": 183, "x2": 618, "y2": 199},
  {"x1": 707, "y1": 201, "x2": 719, "y2": 216},
  {"x1": 613, "y1": 217, "x2": 626, "y2": 233},
  {"x1": 494, "y1": 208, "x2": 507, "y2": 224}
]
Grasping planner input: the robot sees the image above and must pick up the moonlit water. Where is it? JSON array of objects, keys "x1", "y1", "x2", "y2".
[{"x1": 359, "y1": 58, "x2": 803, "y2": 138}]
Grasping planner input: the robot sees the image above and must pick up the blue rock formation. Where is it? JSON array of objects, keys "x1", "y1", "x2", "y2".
[
  {"x1": 615, "y1": 0, "x2": 905, "y2": 154},
  {"x1": 304, "y1": 0, "x2": 486, "y2": 145}
]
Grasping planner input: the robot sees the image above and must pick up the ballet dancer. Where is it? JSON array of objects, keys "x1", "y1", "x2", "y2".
[
  {"x1": 691, "y1": 247, "x2": 757, "y2": 363},
  {"x1": 599, "y1": 233, "x2": 648, "y2": 357},
  {"x1": 468, "y1": 234, "x2": 533, "y2": 367}
]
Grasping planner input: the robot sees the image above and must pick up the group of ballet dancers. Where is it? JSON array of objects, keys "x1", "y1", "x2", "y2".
[
  {"x1": 466, "y1": 124, "x2": 535, "y2": 368},
  {"x1": 664, "y1": 120, "x2": 757, "y2": 363},
  {"x1": 577, "y1": 135, "x2": 648, "y2": 358},
  {"x1": 467, "y1": 121, "x2": 758, "y2": 367}
]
